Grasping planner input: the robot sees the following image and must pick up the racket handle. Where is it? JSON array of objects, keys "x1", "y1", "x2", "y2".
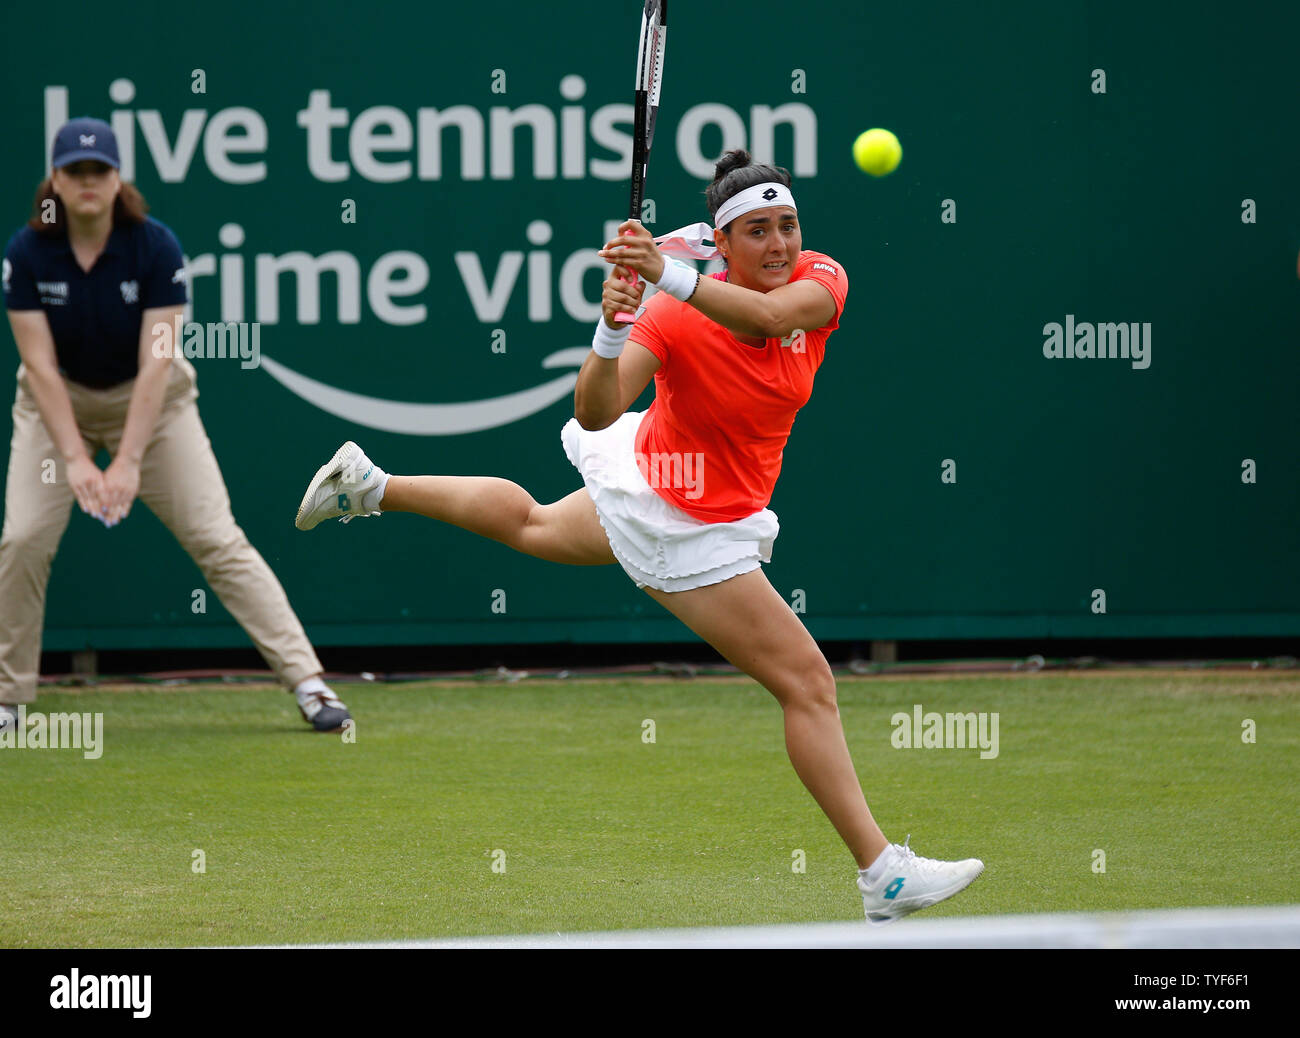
[{"x1": 614, "y1": 226, "x2": 639, "y2": 324}]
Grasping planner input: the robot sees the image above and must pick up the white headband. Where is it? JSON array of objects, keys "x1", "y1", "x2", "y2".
[
  {"x1": 712, "y1": 182, "x2": 797, "y2": 231},
  {"x1": 652, "y1": 182, "x2": 797, "y2": 260}
]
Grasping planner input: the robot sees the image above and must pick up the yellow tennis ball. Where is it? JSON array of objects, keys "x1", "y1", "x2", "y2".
[{"x1": 853, "y1": 128, "x2": 902, "y2": 177}]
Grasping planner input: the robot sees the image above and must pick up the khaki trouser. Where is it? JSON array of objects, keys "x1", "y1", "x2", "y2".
[{"x1": 0, "y1": 357, "x2": 322, "y2": 704}]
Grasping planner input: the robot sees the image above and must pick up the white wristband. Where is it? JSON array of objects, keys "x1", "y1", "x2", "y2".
[
  {"x1": 592, "y1": 317, "x2": 632, "y2": 359},
  {"x1": 655, "y1": 258, "x2": 700, "y2": 302}
]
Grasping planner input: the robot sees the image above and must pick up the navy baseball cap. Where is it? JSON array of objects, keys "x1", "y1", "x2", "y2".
[{"x1": 51, "y1": 117, "x2": 120, "y2": 169}]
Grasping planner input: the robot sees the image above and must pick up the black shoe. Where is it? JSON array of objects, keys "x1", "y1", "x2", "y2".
[{"x1": 295, "y1": 688, "x2": 352, "y2": 732}]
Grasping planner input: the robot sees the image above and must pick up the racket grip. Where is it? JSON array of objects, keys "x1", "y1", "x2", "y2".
[{"x1": 613, "y1": 226, "x2": 639, "y2": 323}]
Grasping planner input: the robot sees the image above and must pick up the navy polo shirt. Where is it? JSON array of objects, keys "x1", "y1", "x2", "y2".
[{"x1": 2, "y1": 217, "x2": 188, "y2": 388}]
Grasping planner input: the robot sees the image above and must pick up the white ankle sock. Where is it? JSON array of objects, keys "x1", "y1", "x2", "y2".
[
  {"x1": 862, "y1": 846, "x2": 895, "y2": 883},
  {"x1": 293, "y1": 676, "x2": 328, "y2": 697},
  {"x1": 361, "y1": 470, "x2": 390, "y2": 513}
]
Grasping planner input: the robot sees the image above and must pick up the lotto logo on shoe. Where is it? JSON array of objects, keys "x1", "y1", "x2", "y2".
[
  {"x1": 338, "y1": 493, "x2": 351, "y2": 510},
  {"x1": 884, "y1": 877, "x2": 905, "y2": 900}
]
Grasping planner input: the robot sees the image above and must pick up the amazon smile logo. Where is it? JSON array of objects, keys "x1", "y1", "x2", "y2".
[{"x1": 258, "y1": 347, "x2": 590, "y2": 436}]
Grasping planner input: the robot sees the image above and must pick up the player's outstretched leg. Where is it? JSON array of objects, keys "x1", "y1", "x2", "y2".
[
  {"x1": 642, "y1": 568, "x2": 983, "y2": 924},
  {"x1": 294, "y1": 442, "x2": 615, "y2": 566}
]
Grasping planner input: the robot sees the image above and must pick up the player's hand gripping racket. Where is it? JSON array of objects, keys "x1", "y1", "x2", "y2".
[{"x1": 614, "y1": 0, "x2": 668, "y2": 323}]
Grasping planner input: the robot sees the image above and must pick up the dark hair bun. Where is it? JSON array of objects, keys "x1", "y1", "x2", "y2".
[{"x1": 711, "y1": 148, "x2": 753, "y2": 182}]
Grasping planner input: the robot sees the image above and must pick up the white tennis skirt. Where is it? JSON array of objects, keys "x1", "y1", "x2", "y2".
[{"x1": 561, "y1": 411, "x2": 779, "y2": 593}]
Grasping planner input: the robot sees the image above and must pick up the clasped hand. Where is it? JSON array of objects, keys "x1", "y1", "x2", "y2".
[{"x1": 66, "y1": 454, "x2": 138, "y2": 527}]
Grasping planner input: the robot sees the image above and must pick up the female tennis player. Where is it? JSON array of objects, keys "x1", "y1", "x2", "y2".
[
  {"x1": 295, "y1": 150, "x2": 983, "y2": 922},
  {"x1": 0, "y1": 117, "x2": 351, "y2": 733}
]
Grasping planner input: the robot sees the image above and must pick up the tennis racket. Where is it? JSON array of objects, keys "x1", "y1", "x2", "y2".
[{"x1": 614, "y1": 0, "x2": 668, "y2": 324}]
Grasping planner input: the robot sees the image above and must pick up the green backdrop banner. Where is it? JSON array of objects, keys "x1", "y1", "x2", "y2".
[{"x1": 2, "y1": 1, "x2": 1297, "y2": 651}]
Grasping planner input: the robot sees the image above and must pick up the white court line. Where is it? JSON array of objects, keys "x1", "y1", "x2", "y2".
[{"x1": 256, "y1": 905, "x2": 1300, "y2": 949}]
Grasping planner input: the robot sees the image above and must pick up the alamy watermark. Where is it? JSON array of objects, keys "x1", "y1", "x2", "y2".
[
  {"x1": 50, "y1": 970, "x2": 150, "y2": 1018},
  {"x1": 1043, "y1": 314, "x2": 1151, "y2": 369},
  {"x1": 636, "y1": 450, "x2": 704, "y2": 500},
  {"x1": 0, "y1": 707, "x2": 104, "y2": 759},
  {"x1": 151, "y1": 313, "x2": 261, "y2": 369},
  {"x1": 891, "y1": 703, "x2": 999, "y2": 760}
]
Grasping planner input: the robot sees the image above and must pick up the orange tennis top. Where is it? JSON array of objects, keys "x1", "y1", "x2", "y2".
[{"x1": 628, "y1": 250, "x2": 848, "y2": 522}]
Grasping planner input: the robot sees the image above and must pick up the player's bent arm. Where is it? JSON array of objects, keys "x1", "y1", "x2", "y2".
[
  {"x1": 116, "y1": 304, "x2": 184, "y2": 465},
  {"x1": 6, "y1": 309, "x2": 91, "y2": 463},
  {"x1": 687, "y1": 276, "x2": 837, "y2": 339},
  {"x1": 598, "y1": 225, "x2": 837, "y2": 339},
  {"x1": 573, "y1": 341, "x2": 660, "y2": 431}
]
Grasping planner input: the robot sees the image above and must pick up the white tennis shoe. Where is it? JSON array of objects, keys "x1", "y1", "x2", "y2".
[
  {"x1": 857, "y1": 836, "x2": 984, "y2": 925},
  {"x1": 295, "y1": 442, "x2": 387, "y2": 531}
]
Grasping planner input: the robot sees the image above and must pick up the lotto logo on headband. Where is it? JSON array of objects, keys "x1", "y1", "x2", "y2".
[{"x1": 712, "y1": 182, "x2": 797, "y2": 229}]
